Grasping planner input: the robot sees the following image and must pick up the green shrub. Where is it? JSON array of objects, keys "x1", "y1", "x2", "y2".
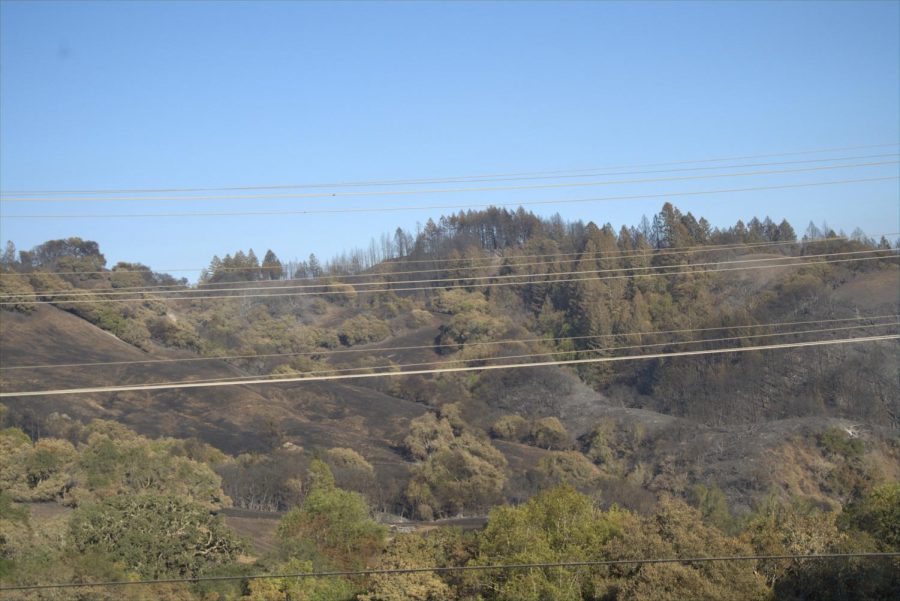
[
  {"x1": 407, "y1": 308, "x2": 433, "y2": 328},
  {"x1": 529, "y1": 417, "x2": 573, "y2": 450},
  {"x1": 491, "y1": 414, "x2": 528, "y2": 441},
  {"x1": 431, "y1": 289, "x2": 488, "y2": 315},
  {"x1": 338, "y1": 315, "x2": 391, "y2": 346}
]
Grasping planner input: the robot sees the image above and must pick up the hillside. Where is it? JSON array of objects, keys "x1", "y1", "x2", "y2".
[{"x1": 2, "y1": 205, "x2": 898, "y2": 521}]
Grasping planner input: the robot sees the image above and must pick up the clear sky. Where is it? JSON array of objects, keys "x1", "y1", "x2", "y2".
[{"x1": 1, "y1": 0, "x2": 898, "y2": 278}]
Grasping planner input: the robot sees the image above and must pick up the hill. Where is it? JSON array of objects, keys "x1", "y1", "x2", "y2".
[{"x1": 1, "y1": 204, "x2": 898, "y2": 519}]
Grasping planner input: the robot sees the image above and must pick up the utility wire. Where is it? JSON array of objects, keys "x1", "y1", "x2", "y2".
[
  {"x1": 4, "y1": 314, "x2": 893, "y2": 372},
  {"x1": 1, "y1": 160, "x2": 895, "y2": 203},
  {"x1": 2, "y1": 334, "x2": 895, "y2": 397},
  {"x1": 3, "y1": 176, "x2": 895, "y2": 219},
  {"x1": 36, "y1": 322, "x2": 894, "y2": 388},
  {"x1": 6, "y1": 248, "x2": 891, "y2": 299},
  {"x1": 5, "y1": 247, "x2": 894, "y2": 299},
  {"x1": 3, "y1": 142, "x2": 896, "y2": 196},
  {"x1": 0, "y1": 234, "x2": 876, "y2": 279},
  {"x1": 1, "y1": 552, "x2": 896, "y2": 591},
  {"x1": 2, "y1": 253, "x2": 894, "y2": 305},
  {"x1": 2, "y1": 155, "x2": 896, "y2": 203},
  {"x1": 8, "y1": 242, "x2": 895, "y2": 296}
]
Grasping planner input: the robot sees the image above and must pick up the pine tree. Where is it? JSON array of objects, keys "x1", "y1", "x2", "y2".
[
  {"x1": 262, "y1": 249, "x2": 284, "y2": 280},
  {"x1": 246, "y1": 249, "x2": 261, "y2": 280},
  {"x1": 1, "y1": 241, "x2": 17, "y2": 269},
  {"x1": 804, "y1": 221, "x2": 822, "y2": 241},
  {"x1": 776, "y1": 219, "x2": 797, "y2": 242},
  {"x1": 308, "y1": 253, "x2": 323, "y2": 278}
]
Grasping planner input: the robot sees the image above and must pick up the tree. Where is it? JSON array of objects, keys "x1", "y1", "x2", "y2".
[
  {"x1": 68, "y1": 494, "x2": 243, "y2": 578},
  {"x1": 768, "y1": 486, "x2": 900, "y2": 600},
  {"x1": 638, "y1": 215, "x2": 652, "y2": 241},
  {"x1": 603, "y1": 498, "x2": 767, "y2": 601},
  {"x1": 533, "y1": 451, "x2": 601, "y2": 488},
  {"x1": 741, "y1": 497, "x2": 842, "y2": 588},
  {"x1": 804, "y1": 221, "x2": 823, "y2": 241},
  {"x1": 655, "y1": 203, "x2": 690, "y2": 248},
  {"x1": 747, "y1": 217, "x2": 764, "y2": 242},
  {"x1": 277, "y1": 460, "x2": 386, "y2": 570},
  {"x1": 697, "y1": 217, "x2": 712, "y2": 244},
  {"x1": 0, "y1": 241, "x2": 16, "y2": 270},
  {"x1": 687, "y1": 484, "x2": 734, "y2": 533},
  {"x1": 262, "y1": 249, "x2": 285, "y2": 280},
  {"x1": 838, "y1": 483, "x2": 900, "y2": 550},
  {"x1": 529, "y1": 417, "x2": 573, "y2": 450},
  {"x1": 474, "y1": 486, "x2": 618, "y2": 601},
  {"x1": 18, "y1": 237, "x2": 106, "y2": 275},
  {"x1": 776, "y1": 219, "x2": 797, "y2": 242},
  {"x1": 247, "y1": 558, "x2": 355, "y2": 601},
  {"x1": 394, "y1": 227, "x2": 413, "y2": 257},
  {"x1": 308, "y1": 253, "x2": 323, "y2": 278},
  {"x1": 490, "y1": 414, "x2": 528, "y2": 441},
  {"x1": 359, "y1": 532, "x2": 458, "y2": 601},
  {"x1": 403, "y1": 414, "x2": 507, "y2": 518}
]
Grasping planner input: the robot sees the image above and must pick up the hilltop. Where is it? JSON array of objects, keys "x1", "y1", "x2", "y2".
[{"x1": 1, "y1": 204, "x2": 898, "y2": 518}]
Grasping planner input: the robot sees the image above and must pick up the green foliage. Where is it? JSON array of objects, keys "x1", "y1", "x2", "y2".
[
  {"x1": 601, "y1": 497, "x2": 768, "y2": 600},
  {"x1": 838, "y1": 483, "x2": 900, "y2": 550},
  {"x1": 147, "y1": 315, "x2": 204, "y2": 352},
  {"x1": 277, "y1": 461, "x2": 386, "y2": 570},
  {"x1": 0, "y1": 491, "x2": 30, "y2": 579},
  {"x1": 0, "y1": 272, "x2": 37, "y2": 313},
  {"x1": 0, "y1": 420, "x2": 228, "y2": 509},
  {"x1": 1, "y1": 432, "x2": 77, "y2": 502},
  {"x1": 247, "y1": 558, "x2": 356, "y2": 601},
  {"x1": 741, "y1": 497, "x2": 843, "y2": 588},
  {"x1": 403, "y1": 413, "x2": 455, "y2": 461},
  {"x1": 324, "y1": 281, "x2": 357, "y2": 304},
  {"x1": 819, "y1": 427, "x2": 865, "y2": 460},
  {"x1": 326, "y1": 447, "x2": 374, "y2": 475},
  {"x1": 474, "y1": 486, "x2": 618, "y2": 601},
  {"x1": 360, "y1": 532, "x2": 463, "y2": 601},
  {"x1": 68, "y1": 494, "x2": 243, "y2": 578},
  {"x1": 814, "y1": 428, "x2": 874, "y2": 502},
  {"x1": 585, "y1": 420, "x2": 617, "y2": 468},
  {"x1": 403, "y1": 414, "x2": 508, "y2": 518},
  {"x1": 406, "y1": 308, "x2": 433, "y2": 328},
  {"x1": 431, "y1": 289, "x2": 489, "y2": 315},
  {"x1": 528, "y1": 416, "x2": 573, "y2": 450},
  {"x1": 763, "y1": 485, "x2": 900, "y2": 600},
  {"x1": 687, "y1": 484, "x2": 735, "y2": 533},
  {"x1": 437, "y1": 402, "x2": 467, "y2": 434},
  {"x1": 325, "y1": 448, "x2": 377, "y2": 500},
  {"x1": 533, "y1": 451, "x2": 601, "y2": 488},
  {"x1": 490, "y1": 414, "x2": 528, "y2": 441},
  {"x1": 337, "y1": 314, "x2": 391, "y2": 346},
  {"x1": 73, "y1": 422, "x2": 228, "y2": 508},
  {"x1": 438, "y1": 310, "x2": 507, "y2": 350}
]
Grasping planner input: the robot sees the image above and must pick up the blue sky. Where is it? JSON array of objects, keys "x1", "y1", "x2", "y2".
[{"x1": 1, "y1": 0, "x2": 898, "y2": 278}]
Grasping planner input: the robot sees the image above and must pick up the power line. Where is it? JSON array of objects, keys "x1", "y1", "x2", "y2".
[
  {"x1": 1, "y1": 160, "x2": 895, "y2": 203},
  {"x1": 39, "y1": 322, "x2": 895, "y2": 388},
  {"x1": 6, "y1": 248, "x2": 891, "y2": 299},
  {"x1": 2, "y1": 253, "x2": 894, "y2": 305},
  {"x1": 3, "y1": 176, "x2": 895, "y2": 219},
  {"x1": 0, "y1": 153, "x2": 898, "y2": 203},
  {"x1": 2, "y1": 334, "x2": 895, "y2": 397},
  {"x1": 3, "y1": 142, "x2": 896, "y2": 196},
  {"x1": 0, "y1": 234, "x2": 875, "y2": 279},
  {"x1": 4, "y1": 314, "x2": 893, "y2": 372},
  {"x1": 1, "y1": 552, "x2": 896, "y2": 591}
]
